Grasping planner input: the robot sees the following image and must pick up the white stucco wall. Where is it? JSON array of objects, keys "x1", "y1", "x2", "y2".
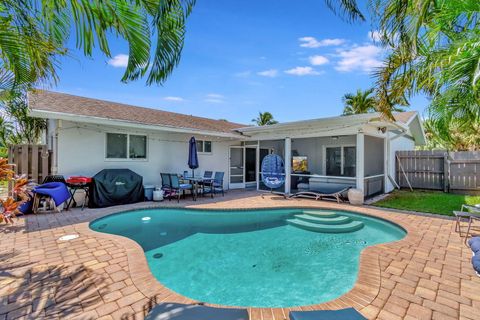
[
  {"x1": 55, "y1": 121, "x2": 239, "y2": 187},
  {"x1": 386, "y1": 133, "x2": 415, "y2": 192}
]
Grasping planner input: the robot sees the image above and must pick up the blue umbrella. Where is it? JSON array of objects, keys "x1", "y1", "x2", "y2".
[{"x1": 188, "y1": 136, "x2": 199, "y2": 177}]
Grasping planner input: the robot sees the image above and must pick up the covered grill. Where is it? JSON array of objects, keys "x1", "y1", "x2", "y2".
[{"x1": 89, "y1": 169, "x2": 144, "y2": 208}]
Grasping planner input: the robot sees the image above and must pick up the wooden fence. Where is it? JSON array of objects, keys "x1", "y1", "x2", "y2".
[
  {"x1": 396, "y1": 150, "x2": 480, "y2": 194},
  {"x1": 8, "y1": 144, "x2": 51, "y2": 184}
]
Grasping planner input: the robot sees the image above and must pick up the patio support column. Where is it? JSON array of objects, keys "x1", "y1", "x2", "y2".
[
  {"x1": 356, "y1": 132, "x2": 364, "y2": 192},
  {"x1": 384, "y1": 135, "x2": 389, "y2": 192},
  {"x1": 284, "y1": 137, "x2": 292, "y2": 195}
]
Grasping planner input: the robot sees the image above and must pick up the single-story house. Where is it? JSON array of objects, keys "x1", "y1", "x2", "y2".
[{"x1": 29, "y1": 90, "x2": 426, "y2": 197}]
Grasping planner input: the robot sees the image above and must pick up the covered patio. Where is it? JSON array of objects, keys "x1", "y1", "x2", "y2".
[{"x1": 236, "y1": 113, "x2": 420, "y2": 198}]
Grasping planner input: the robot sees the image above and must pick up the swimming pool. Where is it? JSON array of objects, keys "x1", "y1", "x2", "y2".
[{"x1": 90, "y1": 208, "x2": 405, "y2": 307}]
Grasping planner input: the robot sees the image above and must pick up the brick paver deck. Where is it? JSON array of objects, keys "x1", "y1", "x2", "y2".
[{"x1": 0, "y1": 191, "x2": 479, "y2": 320}]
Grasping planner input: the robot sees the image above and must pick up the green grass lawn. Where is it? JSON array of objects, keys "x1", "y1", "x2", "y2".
[{"x1": 372, "y1": 190, "x2": 480, "y2": 216}]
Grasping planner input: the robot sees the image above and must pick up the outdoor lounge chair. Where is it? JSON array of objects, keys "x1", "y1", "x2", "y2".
[
  {"x1": 453, "y1": 204, "x2": 480, "y2": 237},
  {"x1": 290, "y1": 185, "x2": 350, "y2": 203},
  {"x1": 289, "y1": 308, "x2": 366, "y2": 320},
  {"x1": 145, "y1": 302, "x2": 249, "y2": 320}
]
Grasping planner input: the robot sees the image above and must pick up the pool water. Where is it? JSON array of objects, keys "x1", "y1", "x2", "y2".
[{"x1": 90, "y1": 208, "x2": 405, "y2": 307}]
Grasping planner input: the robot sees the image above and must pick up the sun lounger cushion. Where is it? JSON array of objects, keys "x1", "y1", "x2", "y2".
[
  {"x1": 145, "y1": 303, "x2": 249, "y2": 320},
  {"x1": 468, "y1": 237, "x2": 480, "y2": 254},
  {"x1": 289, "y1": 308, "x2": 367, "y2": 320},
  {"x1": 472, "y1": 255, "x2": 480, "y2": 273}
]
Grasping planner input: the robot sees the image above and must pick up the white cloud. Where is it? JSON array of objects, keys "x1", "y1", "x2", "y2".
[
  {"x1": 204, "y1": 98, "x2": 224, "y2": 104},
  {"x1": 163, "y1": 96, "x2": 185, "y2": 102},
  {"x1": 257, "y1": 69, "x2": 278, "y2": 78},
  {"x1": 284, "y1": 66, "x2": 321, "y2": 76},
  {"x1": 299, "y1": 37, "x2": 345, "y2": 48},
  {"x1": 204, "y1": 93, "x2": 225, "y2": 103},
  {"x1": 335, "y1": 45, "x2": 384, "y2": 73},
  {"x1": 308, "y1": 55, "x2": 329, "y2": 66},
  {"x1": 107, "y1": 54, "x2": 129, "y2": 68},
  {"x1": 206, "y1": 93, "x2": 224, "y2": 99},
  {"x1": 368, "y1": 31, "x2": 382, "y2": 42}
]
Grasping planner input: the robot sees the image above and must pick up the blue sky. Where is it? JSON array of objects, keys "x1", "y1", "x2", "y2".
[{"x1": 52, "y1": 0, "x2": 427, "y2": 124}]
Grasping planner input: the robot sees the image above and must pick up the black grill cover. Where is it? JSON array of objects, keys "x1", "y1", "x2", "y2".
[{"x1": 89, "y1": 169, "x2": 144, "y2": 208}]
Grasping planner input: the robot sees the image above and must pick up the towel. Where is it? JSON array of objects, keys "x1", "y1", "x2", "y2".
[{"x1": 34, "y1": 182, "x2": 70, "y2": 206}]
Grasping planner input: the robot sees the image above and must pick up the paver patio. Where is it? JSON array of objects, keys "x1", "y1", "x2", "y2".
[{"x1": 0, "y1": 190, "x2": 479, "y2": 320}]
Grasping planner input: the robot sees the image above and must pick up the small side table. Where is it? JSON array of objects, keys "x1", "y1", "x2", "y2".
[{"x1": 66, "y1": 182, "x2": 90, "y2": 210}]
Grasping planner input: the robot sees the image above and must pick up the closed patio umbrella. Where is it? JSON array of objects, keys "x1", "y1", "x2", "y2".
[{"x1": 188, "y1": 136, "x2": 199, "y2": 177}]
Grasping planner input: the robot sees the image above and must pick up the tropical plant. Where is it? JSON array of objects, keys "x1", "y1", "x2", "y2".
[
  {"x1": 370, "y1": 0, "x2": 480, "y2": 128},
  {"x1": 0, "y1": 0, "x2": 196, "y2": 90},
  {"x1": 342, "y1": 88, "x2": 376, "y2": 115},
  {"x1": 342, "y1": 88, "x2": 405, "y2": 115},
  {"x1": 420, "y1": 119, "x2": 480, "y2": 151},
  {"x1": 252, "y1": 112, "x2": 278, "y2": 126},
  {"x1": 2, "y1": 93, "x2": 47, "y2": 144},
  {"x1": 0, "y1": 158, "x2": 33, "y2": 224}
]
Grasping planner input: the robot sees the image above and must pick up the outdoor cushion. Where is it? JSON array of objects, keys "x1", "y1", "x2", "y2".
[
  {"x1": 469, "y1": 237, "x2": 480, "y2": 254},
  {"x1": 34, "y1": 182, "x2": 70, "y2": 206},
  {"x1": 145, "y1": 302, "x2": 249, "y2": 320},
  {"x1": 472, "y1": 254, "x2": 480, "y2": 273},
  {"x1": 289, "y1": 308, "x2": 366, "y2": 320}
]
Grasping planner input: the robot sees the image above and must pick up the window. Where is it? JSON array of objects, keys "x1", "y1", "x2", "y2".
[
  {"x1": 196, "y1": 140, "x2": 212, "y2": 153},
  {"x1": 325, "y1": 146, "x2": 356, "y2": 177},
  {"x1": 129, "y1": 135, "x2": 147, "y2": 159},
  {"x1": 106, "y1": 133, "x2": 147, "y2": 159}
]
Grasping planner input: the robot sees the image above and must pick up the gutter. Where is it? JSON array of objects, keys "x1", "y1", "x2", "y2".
[{"x1": 30, "y1": 109, "x2": 244, "y2": 140}]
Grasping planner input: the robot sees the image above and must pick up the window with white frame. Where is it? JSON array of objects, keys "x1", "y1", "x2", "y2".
[
  {"x1": 196, "y1": 140, "x2": 212, "y2": 153},
  {"x1": 325, "y1": 146, "x2": 356, "y2": 177},
  {"x1": 106, "y1": 133, "x2": 147, "y2": 159}
]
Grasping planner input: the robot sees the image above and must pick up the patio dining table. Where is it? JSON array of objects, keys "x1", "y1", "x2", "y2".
[{"x1": 182, "y1": 176, "x2": 214, "y2": 200}]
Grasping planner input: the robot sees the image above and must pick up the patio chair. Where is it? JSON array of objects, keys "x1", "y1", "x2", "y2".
[
  {"x1": 453, "y1": 204, "x2": 480, "y2": 236},
  {"x1": 169, "y1": 174, "x2": 193, "y2": 202},
  {"x1": 289, "y1": 308, "x2": 366, "y2": 320},
  {"x1": 145, "y1": 302, "x2": 249, "y2": 320},
  {"x1": 161, "y1": 173, "x2": 173, "y2": 195},
  {"x1": 197, "y1": 170, "x2": 213, "y2": 190},
  {"x1": 203, "y1": 172, "x2": 224, "y2": 197}
]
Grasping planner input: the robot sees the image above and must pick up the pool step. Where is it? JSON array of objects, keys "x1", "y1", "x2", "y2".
[
  {"x1": 302, "y1": 211, "x2": 338, "y2": 218},
  {"x1": 294, "y1": 214, "x2": 352, "y2": 225},
  {"x1": 287, "y1": 219, "x2": 364, "y2": 233}
]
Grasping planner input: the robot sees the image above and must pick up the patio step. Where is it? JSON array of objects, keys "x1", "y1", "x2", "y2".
[
  {"x1": 302, "y1": 210, "x2": 339, "y2": 218},
  {"x1": 287, "y1": 219, "x2": 364, "y2": 233},
  {"x1": 294, "y1": 214, "x2": 352, "y2": 225}
]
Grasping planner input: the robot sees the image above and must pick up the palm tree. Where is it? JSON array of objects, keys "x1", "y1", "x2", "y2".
[
  {"x1": 371, "y1": 0, "x2": 480, "y2": 127},
  {"x1": 0, "y1": 0, "x2": 195, "y2": 89},
  {"x1": 1, "y1": 92, "x2": 46, "y2": 144},
  {"x1": 421, "y1": 119, "x2": 480, "y2": 151},
  {"x1": 342, "y1": 89, "x2": 376, "y2": 115},
  {"x1": 342, "y1": 88, "x2": 405, "y2": 115},
  {"x1": 252, "y1": 112, "x2": 278, "y2": 126}
]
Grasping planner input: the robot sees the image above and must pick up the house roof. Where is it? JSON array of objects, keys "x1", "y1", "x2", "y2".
[
  {"x1": 235, "y1": 111, "x2": 426, "y2": 145},
  {"x1": 28, "y1": 90, "x2": 246, "y2": 135}
]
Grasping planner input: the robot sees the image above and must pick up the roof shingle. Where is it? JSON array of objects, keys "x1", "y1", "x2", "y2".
[{"x1": 28, "y1": 90, "x2": 246, "y2": 134}]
